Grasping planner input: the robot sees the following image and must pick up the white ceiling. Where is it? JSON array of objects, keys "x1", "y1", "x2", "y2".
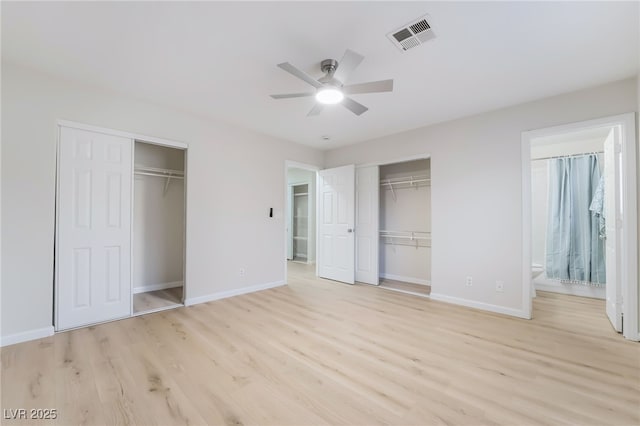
[{"x1": 3, "y1": 2, "x2": 638, "y2": 150}]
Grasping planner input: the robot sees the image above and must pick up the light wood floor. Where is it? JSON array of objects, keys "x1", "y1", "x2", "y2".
[{"x1": 2, "y1": 263, "x2": 638, "y2": 425}]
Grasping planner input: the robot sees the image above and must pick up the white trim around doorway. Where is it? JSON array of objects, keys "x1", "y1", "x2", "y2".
[{"x1": 521, "y1": 113, "x2": 638, "y2": 340}]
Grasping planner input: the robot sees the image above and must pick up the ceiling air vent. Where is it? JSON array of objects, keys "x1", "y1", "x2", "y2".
[{"x1": 387, "y1": 15, "x2": 435, "y2": 52}]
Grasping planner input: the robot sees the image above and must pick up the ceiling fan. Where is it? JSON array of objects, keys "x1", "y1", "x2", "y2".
[{"x1": 270, "y1": 49, "x2": 393, "y2": 117}]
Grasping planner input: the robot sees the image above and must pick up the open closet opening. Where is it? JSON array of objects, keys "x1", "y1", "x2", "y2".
[
  {"x1": 377, "y1": 158, "x2": 431, "y2": 296},
  {"x1": 285, "y1": 165, "x2": 317, "y2": 279},
  {"x1": 133, "y1": 141, "x2": 186, "y2": 314}
]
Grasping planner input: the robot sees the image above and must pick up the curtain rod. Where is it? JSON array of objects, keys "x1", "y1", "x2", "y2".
[{"x1": 532, "y1": 151, "x2": 604, "y2": 162}]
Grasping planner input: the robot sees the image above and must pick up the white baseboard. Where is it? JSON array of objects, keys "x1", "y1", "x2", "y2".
[
  {"x1": 133, "y1": 281, "x2": 183, "y2": 294},
  {"x1": 534, "y1": 278, "x2": 605, "y2": 299},
  {"x1": 430, "y1": 293, "x2": 530, "y2": 319},
  {"x1": 380, "y1": 273, "x2": 430, "y2": 286},
  {"x1": 1, "y1": 325, "x2": 55, "y2": 347},
  {"x1": 184, "y1": 280, "x2": 286, "y2": 306}
]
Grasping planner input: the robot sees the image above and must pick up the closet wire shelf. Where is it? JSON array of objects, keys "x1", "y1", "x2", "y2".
[
  {"x1": 134, "y1": 165, "x2": 184, "y2": 195},
  {"x1": 380, "y1": 230, "x2": 431, "y2": 248},
  {"x1": 380, "y1": 175, "x2": 430, "y2": 201}
]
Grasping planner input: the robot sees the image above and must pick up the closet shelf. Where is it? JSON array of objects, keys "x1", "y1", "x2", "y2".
[
  {"x1": 134, "y1": 165, "x2": 184, "y2": 195},
  {"x1": 294, "y1": 192, "x2": 309, "y2": 197},
  {"x1": 293, "y1": 236, "x2": 308, "y2": 240},
  {"x1": 380, "y1": 175, "x2": 430, "y2": 188},
  {"x1": 380, "y1": 230, "x2": 430, "y2": 240},
  {"x1": 381, "y1": 175, "x2": 430, "y2": 201},
  {"x1": 380, "y1": 230, "x2": 431, "y2": 248},
  {"x1": 134, "y1": 165, "x2": 184, "y2": 178}
]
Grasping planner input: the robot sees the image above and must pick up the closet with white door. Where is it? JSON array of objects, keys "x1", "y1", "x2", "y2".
[
  {"x1": 55, "y1": 123, "x2": 187, "y2": 331},
  {"x1": 378, "y1": 159, "x2": 431, "y2": 294},
  {"x1": 353, "y1": 159, "x2": 431, "y2": 293}
]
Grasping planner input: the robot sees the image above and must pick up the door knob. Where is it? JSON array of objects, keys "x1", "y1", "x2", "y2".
[{"x1": 347, "y1": 228, "x2": 353, "y2": 233}]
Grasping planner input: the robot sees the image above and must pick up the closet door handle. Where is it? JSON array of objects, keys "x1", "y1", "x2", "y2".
[{"x1": 347, "y1": 228, "x2": 354, "y2": 233}]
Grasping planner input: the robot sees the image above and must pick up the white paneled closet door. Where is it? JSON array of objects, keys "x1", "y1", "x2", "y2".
[
  {"x1": 56, "y1": 127, "x2": 133, "y2": 330},
  {"x1": 355, "y1": 166, "x2": 379, "y2": 285}
]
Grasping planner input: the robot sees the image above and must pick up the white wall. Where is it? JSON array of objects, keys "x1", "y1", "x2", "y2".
[
  {"x1": 325, "y1": 77, "x2": 637, "y2": 317},
  {"x1": 379, "y1": 159, "x2": 431, "y2": 284},
  {"x1": 287, "y1": 167, "x2": 316, "y2": 263},
  {"x1": 133, "y1": 143, "x2": 185, "y2": 291},
  {"x1": 1, "y1": 63, "x2": 323, "y2": 341}
]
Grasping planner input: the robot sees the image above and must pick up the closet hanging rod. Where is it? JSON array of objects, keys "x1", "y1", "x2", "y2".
[
  {"x1": 380, "y1": 230, "x2": 431, "y2": 234},
  {"x1": 134, "y1": 165, "x2": 184, "y2": 176},
  {"x1": 380, "y1": 230, "x2": 431, "y2": 241},
  {"x1": 531, "y1": 151, "x2": 604, "y2": 162},
  {"x1": 381, "y1": 236, "x2": 431, "y2": 241},
  {"x1": 134, "y1": 171, "x2": 185, "y2": 179},
  {"x1": 380, "y1": 176, "x2": 430, "y2": 186},
  {"x1": 381, "y1": 241, "x2": 431, "y2": 248}
]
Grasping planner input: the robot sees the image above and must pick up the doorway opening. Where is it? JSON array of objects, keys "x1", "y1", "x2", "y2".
[
  {"x1": 284, "y1": 161, "x2": 319, "y2": 283},
  {"x1": 522, "y1": 113, "x2": 637, "y2": 340}
]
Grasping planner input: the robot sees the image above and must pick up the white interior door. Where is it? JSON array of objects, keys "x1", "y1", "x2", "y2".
[
  {"x1": 604, "y1": 128, "x2": 622, "y2": 332},
  {"x1": 318, "y1": 165, "x2": 355, "y2": 284},
  {"x1": 57, "y1": 127, "x2": 132, "y2": 330},
  {"x1": 356, "y1": 166, "x2": 379, "y2": 285}
]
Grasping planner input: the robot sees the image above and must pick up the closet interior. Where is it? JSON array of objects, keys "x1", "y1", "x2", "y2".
[
  {"x1": 292, "y1": 183, "x2": 309, "y2": 262},
  {"x1": 133, "y1": 141, "x2": 186, "y2": 314},
  {"x1": 379, "y1": 159, "x2": 431, "y2": 296},
  {"x1": 287, "y1": 167, "x2": 316, "y2": 264}
]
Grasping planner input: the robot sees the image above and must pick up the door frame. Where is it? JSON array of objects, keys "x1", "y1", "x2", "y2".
[
  {"x1": 521, "y1": 113, "x2": 638, "y2": 340},
  {"x1": 55, "y1": 120, "x2": 188, "y2": 330},
  {"x1": 284, "y1": 160, "x2": 320, "y2": 284}
]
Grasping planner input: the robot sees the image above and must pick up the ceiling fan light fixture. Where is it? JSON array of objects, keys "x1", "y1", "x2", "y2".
[{"x1": 315, "y1": 87, "x2": 344, "y2": 104}]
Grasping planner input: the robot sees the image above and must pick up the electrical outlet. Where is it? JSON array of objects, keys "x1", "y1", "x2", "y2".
[
  {"x1": 239, "y1": 268, "x2": 245, "y2": 277},
  {"x1": 496, "y1": 281, "x2": 504, "y2": 292},
  {"x1": 466, "y1": 276, "x2": 473, "y2": 286}
]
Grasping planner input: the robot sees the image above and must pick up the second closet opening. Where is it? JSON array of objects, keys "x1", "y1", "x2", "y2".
[
  {"x1": 378, "y1": 158, "x2": 431, "y2": 296},
  {"x1": 133, "y1": 141, "x2": 186, "y2": 314}
]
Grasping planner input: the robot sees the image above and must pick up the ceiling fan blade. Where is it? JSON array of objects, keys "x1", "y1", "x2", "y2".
[
  {"x1": 270, "y1": 92, "x2": 315, "y2": 99},
  {"x1": 342, "y1": 79, "x2": 393, "y2": 95},
  {"x1": 341, "y1": 97, "x2": 368, "y2": 116},
  {"x1": 307, "y1": 103, "x2": 324, "y2": 117},
  {"x1": 333, "y1": 49, "x2": 364, "y2": 83},
  {"x1": 277, "y1": 62, "x2": 322, "y2": 88}
]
